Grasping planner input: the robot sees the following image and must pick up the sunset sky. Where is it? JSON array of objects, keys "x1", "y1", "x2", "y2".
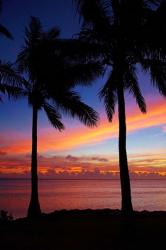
[{"x1": 0, "y1": 0, "x2": 166, "y2": 178}]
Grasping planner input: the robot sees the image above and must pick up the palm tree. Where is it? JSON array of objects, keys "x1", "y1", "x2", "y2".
[
  {"x1": 0, "y1": 0, "x2": 12, "y2": 39},
  {"x1": 16, "y1": 17, "x2": 102, "y2": 218},
  {"x1": 75, "y1": 0, "x2": 166, "y2": 214}
]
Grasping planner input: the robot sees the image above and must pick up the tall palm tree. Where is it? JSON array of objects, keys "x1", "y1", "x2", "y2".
[
  {"x1": 17, "y1": 17, "x2": 102, "y2": 218},
  {"x1": 75, "y1": 0, "x2": 166, "y2": 214}
]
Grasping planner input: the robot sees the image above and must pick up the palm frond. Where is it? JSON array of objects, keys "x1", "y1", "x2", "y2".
[
  {"x1": 55, "y1": 90, "x2": 99, "y2": 127},
  {"x1": 0, "y1": 24, "x2": 12, "y2": 39},
  {"x1": 24, "y1": 16, "x2": 43, "y2": 50},
  {"x1": 0, "y1": 62, "x2": 25, "y2": 88},
  {"x1": 124, "y1": 65, "x2": 146, "y2": 113},
  {"x1": 16, "y1": 48, "x2": 29, "y2": 73},
  {"x1": 0, "y1": 84, "x2": 23, "y2": 99},
  {"x1": 75, "y1": 0, "x2": 111, "y2": 30},
  {"x1": 99, "y1": 69, "x2": 117, "y2": 122},
  {"x1": 0, "y1": 64, "x2": 26, "y2": 99},
  {"x1": 150, "y1": 64, "x2": 166, "y2": 96},
  {"x1": 17, "y1": 17, "x2": 44, "y2": 78},
  {"x1": 141, "y1": 58, "x2": 166, "y2": 97},
  {"x1": 0, "y1": 0, "x2": 13, "y2": 39},
  {"x1": 43, "y1": 102, "x2": 64, "y2": 131}
]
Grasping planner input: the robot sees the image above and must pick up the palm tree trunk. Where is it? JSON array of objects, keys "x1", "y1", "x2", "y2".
[
  {"x1": 27, "y1": 105, "x2": 41, "y2": 218},
  {"x1": 117, "y1": 84, "x2": 133, "y2": 214}
]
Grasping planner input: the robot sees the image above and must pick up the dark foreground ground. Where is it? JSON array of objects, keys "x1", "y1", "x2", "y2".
[{"x1": 0, "y1": 209, "x2": 166, "y2": 250}]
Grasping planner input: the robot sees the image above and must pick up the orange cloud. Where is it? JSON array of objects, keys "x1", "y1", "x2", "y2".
[
  {"x1": 0, "y1": 152, "x2": 165, "y2": 178},
  {"x1": 1, "y1": 97, "x2": 165, "y2": 154}
]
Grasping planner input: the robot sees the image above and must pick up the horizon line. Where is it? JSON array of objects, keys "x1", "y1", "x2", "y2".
[{"x1": 0, "y1": 178, "x2": 166, "y2": 181}]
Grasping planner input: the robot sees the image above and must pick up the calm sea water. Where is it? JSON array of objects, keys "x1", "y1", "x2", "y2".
[{"x1": 0, "y1": 179, "x2": 166, "y2": 218}]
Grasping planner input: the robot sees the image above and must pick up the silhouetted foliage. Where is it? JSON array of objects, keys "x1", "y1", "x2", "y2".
[
  {"x1": 0, "y1": 210, "x2": 13, "y2": 223},
  {"x1": 17, "y1": 17, "x2": 101, "y2": 218},
  {"x1": 75, "y1": 0, "x2": 166, "y2": 214},
  {"x1": 0, "y1": 1, "x2": 25, "y2": 101},
  {"x1": 0, "y1": 61, "x2": 25, "y2": 101}
]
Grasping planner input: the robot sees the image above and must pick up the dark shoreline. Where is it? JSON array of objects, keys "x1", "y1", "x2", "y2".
[{"x1": 1, "y1": 209, "x2": 166, "y2": 250}]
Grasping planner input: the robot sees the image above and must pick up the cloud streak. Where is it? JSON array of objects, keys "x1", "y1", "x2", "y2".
[
  {"x1": 0, "y1": 98, "x2": 165, "y2": 154},
  {"x1": 0, "y1": 152, "x2": 165, "y2": 178}
]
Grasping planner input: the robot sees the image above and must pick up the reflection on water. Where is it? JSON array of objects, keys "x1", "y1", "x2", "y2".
[{"x1": 0, "y1": 179, "x2": 166, "y2": 218}]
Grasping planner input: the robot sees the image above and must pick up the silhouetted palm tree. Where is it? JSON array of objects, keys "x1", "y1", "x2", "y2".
[
  {"x1": 0, "y1": 0, "x2": 12, "y2": 39},
  {"x1": 17, "y1": 17, "x2": 102, "y2": 218},
  {"x1": 75, "y1": 0, "x2": 166, "y2": 214}
]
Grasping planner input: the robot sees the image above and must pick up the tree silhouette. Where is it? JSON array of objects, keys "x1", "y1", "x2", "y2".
[
  {"x1": 75, "y1": 0, "x2": 166, "y2": 214},
  {"x1": 17, "y1": 17, "x2": 102, "y2": 218}
]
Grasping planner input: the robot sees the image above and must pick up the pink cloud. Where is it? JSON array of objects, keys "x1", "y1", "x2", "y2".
[
  {"x1": 0, "y1": 97, "x2": 165, "y2": 155},
  {"x1": 0, "y1": 152, "x2": 165, "y2": 178}
]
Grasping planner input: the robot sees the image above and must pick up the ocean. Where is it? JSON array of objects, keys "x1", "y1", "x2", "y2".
[{"x1": 0, "y1": 179, "x2": 166, "y2": 218}]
